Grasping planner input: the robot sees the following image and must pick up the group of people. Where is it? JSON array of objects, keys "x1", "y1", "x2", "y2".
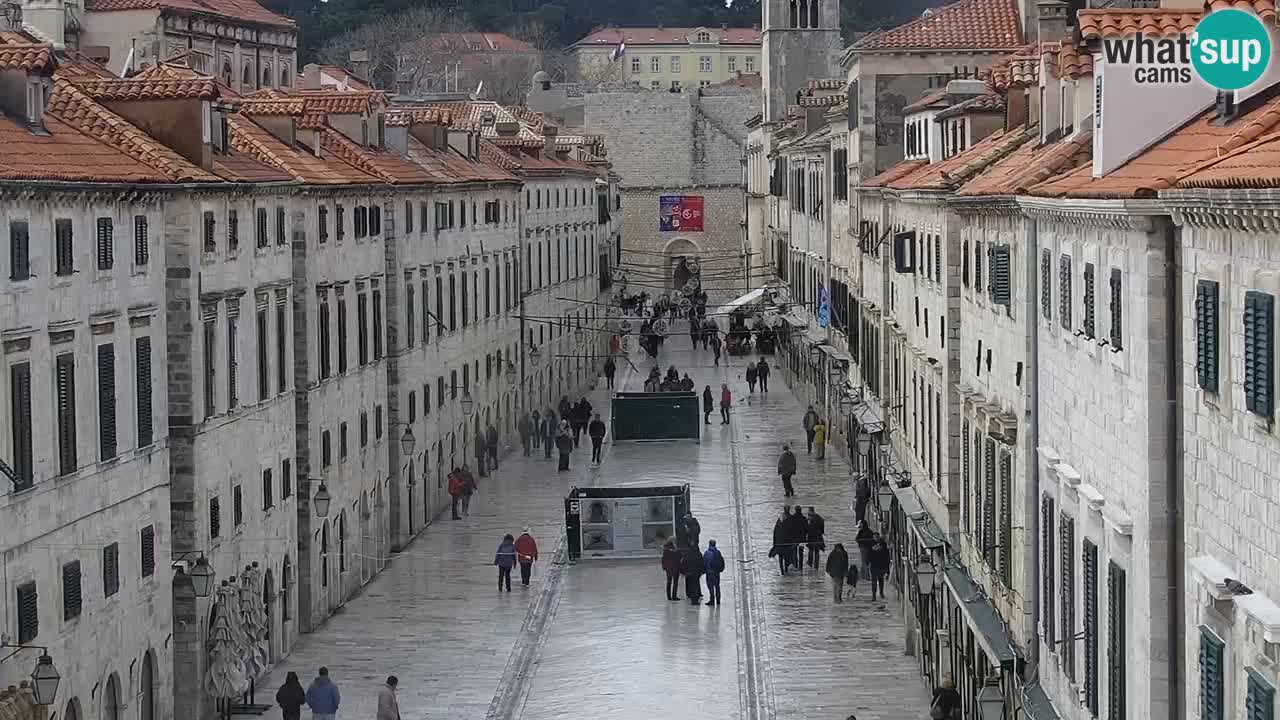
[
  {"x1": 275, "y1": 668, "x2": 403, "y2": 720},
  {"x1": 445, "y1": 465, "x2": 479, "y2": 520},
  {"x1": 743, "y1": 357, "x2": 772, "y2": 393},
  {"x1": 700, "y1": 384, "x2": 733, "y2": 424},
  {"x1": 472, "y1": 424, "x2": 502, "y2": 478},
  {"x1": 824, "y1": 521, "x2": 892, "y2": 603},
  {"x1": 644, "y1": 364, "x2": 695, "y2": 393},
  {"x1": 492, "y1": 527, "x2": 541, "y2": 591},
  {"x1": 658, "y1": 512, "x2": 725, "y2": 605},
  {"x1": 687, "y1": 318, "x2": 725, "y2": 365},
  {"x1": 802, "y1": 405, "x2": 829, "y2": 459},
  {"x1": 768, "y1": 505, "x2": 826, "y2": 575},
  {"x1": 517, "y1": 396, "x2": 608, "y2": 469}
]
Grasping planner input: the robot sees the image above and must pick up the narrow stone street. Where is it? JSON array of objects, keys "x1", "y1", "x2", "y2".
[{"x1": 258, "y1": 337, "x2": 931, "y2": 720}]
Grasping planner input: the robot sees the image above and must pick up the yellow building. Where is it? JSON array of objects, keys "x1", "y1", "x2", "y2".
[{"x1": 571, "y1": 26, "x2": 762, "y2": 90}]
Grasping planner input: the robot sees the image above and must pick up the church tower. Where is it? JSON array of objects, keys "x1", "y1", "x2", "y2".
[{"x1": 761, "y1": 0, "x2": 844, "y2": 122}]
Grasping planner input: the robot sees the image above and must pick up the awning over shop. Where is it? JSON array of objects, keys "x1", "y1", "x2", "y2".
[
  {"x1": 817, "y1": 344, "x2": 854, "y2": 364},
  {"x1": 1021, "y1": 684, "x2": 1061, "y2": 720},
  {"x1": 803, "y1": 327, "x2": 828, "y2": 345},
  {"x1": 713, "y1": 286, "x2": 781, "y2": 333},
  {"x1": 851, "y1": 399, "x2": 884, "y2": 434},
  {"x1": 944, "y1": 566, "x2": 1017, "y2": 667},
  {"x1": 889, "y1": 481, "x2": 946, "y2": 550}
]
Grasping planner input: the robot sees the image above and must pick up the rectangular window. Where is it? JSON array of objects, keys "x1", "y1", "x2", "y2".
[
  {"x1": 448, "y1": 274, "x2": 457, "y2": 330},
  {"x1": 319, "y1": 297, "x2": 332, "y2": 379},
  {"x1": 9, "y1": 220, "x2": 30, "y2": 280},
  {"x1": 991, "y1": 244, "x2": 1011, "y2": 306},
  {"x1": 1042, "y1": 498, "x2": 1056, "y2": 650},
  {"x1": 16, "y1": 582, "x2": 37, "y2": 643},
  {"x1": 484, "y1": 200, "x2": 500, "y2": 224},
  {"x1": 226, "y1": 311, "x2": 238, "y2": 409},
  {"x1": 408, "y1": 391, "x2": 417, "y2": 423},
  {"x1": 276, "y1": 207, "x2": 287, "y2": 246},
  {"x1": 228, "y1": 209, "x2": 239, "y2": 252},
  {"x1": 337, "y1": 296, "x2": 348, "y2": 373},
  {"x1": 1109, "y1": 269, "x2": 1124, "y2": 349},
  {"x1": 699, "y1": 56, "x2": 712, "y2": 72},
  {"x1": 318, "y1": 205, "x2": 329, "y2": 244},
  {"x1": 203, "y1": 317, "x2": 216, "y2": 417},
  {"x1": 321, "y1": 430, "x2": 332, "y2": 466},
  {"x1": 406, "y1": 284, "x2": 416, "y2": 348},
  {"x1": 55, "y1": 218, "x2": 73, "y2": 276},
  {"x1": 651, "y1": 57, "x2": 660, "y2": 73},
  {"x1": 103, "y1": 543, "x2": 120, "y2": 597},
  {"x1": 1083, "y1": 538, "x2": 1100, "y2": 717},
  {"x1": 9, "y1": 362, "x2": 33, "y2": 490},
  {"x1": 282, "y1": 458, "x2": 292, "y2": 499},
  {"x1": 257, "y1": 308, "x2": 269, "y2": 400},
  {"x1": 1041, "y1": 249, "x2": 1052, "y2": 320},
  {"x1": 276, "y1": 295, "x2": 287, "y2": 392},
  {"x1": 974, "y1": 240, "x2": 983, "y2": 292},
  {"x1": 1084, "y1": 262, "x2": 1097, "y2": 338},
  {"x1": 203, "y1": 211, "x2": 216, "y2": 253},
  {"x1": 357, "y1": 292, "x2": 369, "y2": 364},
  {"x1": 96, "y1": 217, "x2": 114, "y2": 270},
  {"x1": 745, "y1": 56, "x2": 755, "y2": 73},
  {"x1": 1108, "y1": 561, "x2": 1127, "y2": 720},
  {"x1": 262, "y1": 469, "x2": 273, "y2": 509},
  {"x1": 62, "y1": 561, "x2": 81, "y2": 620},
  {"x1": 360, "y1": 411, "x2": 368, "y2": 447},
  {"x1": 728, "y1": 56, "x2": 737, "y2": 72},
  {"x1": 372, "y1": 289, "x2": 383, "y2": 360},
  {"x1": 435, "y1": 279, "x2": 444, "y2": 338},
  {"x1": 256, "y1": 207, "x2": 269, "y2": 248},
  {"x1": 97, "y1": 344, "x2": 116, "y2": 460},
  {"x1": 210, "y1": 495, "x2": 221, "y2": 538},
  {"x1": 337, "y1": 205, "x2": 346, "y2": 241},
  {"x1": 421, "y1": 279, "x2": 430, "y2": 339},
  {"x1": 982, "y1": 436, "x2": 996, "y2": 558},
  {"x1": 370, "y1": 206, "x2": 381, "y2": 235},
  {"x1": 1060, "y1": 514, "x2": 1076, "y2": 682},
  {"x1": 461, "y1": 273, "x2": 470, "y2": 328},
  {"x1": 233, "y1": 484, "x2": 243, "y2": 526},
  {"x1": 671, "y1": 56, "x2": 680, "y2": 72},
  {"x1": 1244, "y1": 290, "x2": 1274, "y2": 418},
  {"x1": 631, "y1": 56, "x2": 641, "y2": 73},
  {"x1": 1060, "y1": 255, "x2": 1073, "y2": 331},
  {"x1": 140, "y1": 525, "x2": 155, "y2": 577},
  {"x1": 1199, "y1": 628, "x2": 1224, "y2": 720},
  {"x1": 56, "y1": 352, "x2": 77, "y2": 475},
  {"x1": 136, "y1": 337, "x2": 152, "y2": 446},
  {"x1": 998, "y1": 448, "x2": 1012, "y2": 584},
  {"x1": 134, "y1": 215, "x2": 149, "y2": 265},
  {"x1": 339, "y1": 422, "x2": 348, "y2": 459}
]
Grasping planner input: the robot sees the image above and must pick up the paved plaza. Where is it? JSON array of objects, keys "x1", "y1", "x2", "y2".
[{"x1": 258, "y1": 339, "x2": 932, "y2": 720}]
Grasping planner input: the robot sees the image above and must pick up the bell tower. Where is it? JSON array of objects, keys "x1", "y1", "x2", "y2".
[{"x1": 762, "y1": 0, "x2": 844, "y2": 122}]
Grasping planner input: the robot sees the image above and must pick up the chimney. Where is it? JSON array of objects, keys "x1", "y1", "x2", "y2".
[
  {"x1": 303, "y1": 63, "x2": 323, "y2": 90},
  {"x1": 944, "y1": 79, "x2": 989, "y2": 101},
  {"x1": 348, "y1": 49, "x2": 370, "y2": 87},
  {"x1": 495, "y1": 120, "x2": 519, "y2": 136},
  {"x1": 1036, "y1": 0, "x2": 1068, "y2": 44},
  {"x1": 1006, "y1": 87, "x2": 1029, "y2": 131},
  {"x1": 543, "y1": 122, "x2": 558, "y2": 146}
]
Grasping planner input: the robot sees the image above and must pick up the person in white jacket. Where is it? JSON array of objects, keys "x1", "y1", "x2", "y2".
[{"x1": 376, "y1": 677, "x2": 400, "y2": 720}]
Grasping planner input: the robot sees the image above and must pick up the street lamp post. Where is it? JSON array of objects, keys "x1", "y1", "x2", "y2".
[
  {"x1": 915, "y1": 557, "x2": 937, "y2": 596},
  {"x1": 172, "y1": 552, "x2": 216, "y2": 599},
  {"x1": 0, "y1": 646, "x2": 63, "y2": 706},
  {"x1": 312, "y1": 481, "x2": 332, "y2": 518}
]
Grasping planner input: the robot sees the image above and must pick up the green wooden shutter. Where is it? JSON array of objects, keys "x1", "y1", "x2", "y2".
[
  {"x1": 97, "y1": 343, "x2": 116, "y2": 461},
  {"x1": 210, "y1": 496, "x2": 221, "y2": 538},
  {"x1": 1043, "y1": 495, "x2": 1056, "y2": 646},
  {"x1": 1083, "y1": 539, "x2": 1099, "y2": 717},
  {"x1": 1247, "y1": 669, "x2": 1275, "y2": 720},
  {"x1": 256, "y1": 207, "x2": 268, "y2": 248},
  {"x1": 55, "y1": 218, "x2": 74, "y2": 276},
  {"x1": 961, "y1": 421, "x2": 970, "y2": 531},
  {"x1": 16, "y1": 582, "x2": 37, "y2": 643},
  {"x1": 1244, "y1": 290, "x2": 1275, "y2": 418},
  {"x1": 999, "y1": 448, "x2": 1013, "y2": 585},
  {"x1": 1109, "y1": 269, "x2": 1123, "y2": 349},
  {"x1": 96, "y1": 217, "x2": 113, "y2": 270},
  {"x1": 141, "y1": 525, "x2": 155, "y2": 577},
  {"x1": 1199, "y1": 628, "x2": 1225, "y2": 720},
  {"x1": 975, "y1": 240, "x2": 984, "y2": 292},
  {"x1": 103, "y1": 542, "x2": 120, "y2": 597},
  {"x1": 983, "y1": 437, "x2": 996, "y2": 560},
  {"x1": 10, "y1": 362, "x2": 33, "y2": 490},
  {"x1": 1108, "y1": 562, "x2": 1127, "y2": 720},
  {"x1": 62, "y1": 560, "x2": 81, "y2": 620},
  {"x1": 10, "y1": 220, "x2": 30, "y2": 280},
  {"x1": 1196, "y1": 280, "x2": 1220, "y2": 392},
  {"x1": 1084, "y1": 262, "x2": 1096, "y2": 338},
  {"x1": 1060, "y1": 255, "x2": 1073, "y2": 331},
  {"x1": 56, "y1": 352, "x2": 77, "y2": 476},
  {"x1": 276, "y1": 207, "x2": 287, "y2": 245},
  {"x1": 992, "y1": 245, "x2": 1012, "y2": 306},
  {"x1": 1061, "y1": 514, "x2": 1076, "y2": 681},
  {"x1": 133, "y1": 215, "x2": 149, "y2": 266},
  {"x1": 1041, "y1": 249, "x2": 1052, "y2": 320}
]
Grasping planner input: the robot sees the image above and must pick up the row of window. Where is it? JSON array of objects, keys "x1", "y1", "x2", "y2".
[
  {"x1": 1195, "y1": 280, "x2": 1275, "y2": 419},
  {"x1": 202, "y1": 205, "x2": 290, "y2": 255},
  {"x1": 1038, "y1": 250, "x2": 1125, "y2": 350},
  {"x1": 209, "y1": 458, "x2": 293, "y2": 540},
  {"x1": 961, "y1": 425, "x2": 1015, "y2": 587},
  {"x1": 7, "y1": 333, "x2": 154, "y2": 486},
  {"x1": 1040, "y1": 495, "x2": 1129, "y2": 720},
  {"x1": 8, "y1": 216, "x2": 150, "y2": 281},
  {"x1": 202, "y1": 291, "x2": 291, "y2": 419},
  {"x1": 13, "y1": 525, "x2": 156, "y2": 644},
  {"x1": 525, "y1": 184, "x2": 596, "y2": 212},
  {"x1": 628, "y1": 55, "x2": 757, "y2": 75},
  {"x1": 315, "y1": 284, "x2": 381, "y2": 382},
  {"x1": 905, "y1": 116, "x2": 932, "y2": 159}
]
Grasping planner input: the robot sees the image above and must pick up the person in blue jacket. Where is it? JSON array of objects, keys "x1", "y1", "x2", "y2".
[
  {"x1": 702, "y1": 540, "x2": 725, "y2": 606},
  {"x1": 304, "y1": 667, "x2": 341, "y2": 720},
  {"x1": 495, "y1": 534, "x2": 516, "y2": 592}
]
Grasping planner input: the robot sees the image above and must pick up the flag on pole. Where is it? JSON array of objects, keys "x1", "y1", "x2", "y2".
[{"x1": 609, "y1": 42, "x2": 626, "y2": 62}]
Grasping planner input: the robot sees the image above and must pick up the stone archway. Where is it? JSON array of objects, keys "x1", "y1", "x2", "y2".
[
  {"x1": 662, "y1": 237, "x2": 702, "y2": 296},
  {"x1": 103, "y1": 673, "x2": 122, "y2": 720},
  {"x1": 140, "y1": 651, "x2": 157, "y2": 720}
]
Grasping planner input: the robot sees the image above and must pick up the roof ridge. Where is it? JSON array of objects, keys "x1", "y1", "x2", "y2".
[
  {"x1": 851, "y1": 0, "x2": 1023, "y2": 51},
  {"x1": 319, "y1": 129, "x2": 395, "y2": 182},
  {"x1": 227, "y1": 115, "x2": 296, "y2": 178}
]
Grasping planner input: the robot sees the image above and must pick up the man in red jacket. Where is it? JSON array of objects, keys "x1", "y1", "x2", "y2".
[
  {"x1": 447, "y1": 469, "x2": 464, "y2": 520},
  {"x1": 514, "y1": 528, "x2": 539, "y2": 587}
]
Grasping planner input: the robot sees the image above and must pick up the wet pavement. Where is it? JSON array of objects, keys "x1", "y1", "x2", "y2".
[{"x1": 257, "y1": 333, "x2": 932, "y2": 720}]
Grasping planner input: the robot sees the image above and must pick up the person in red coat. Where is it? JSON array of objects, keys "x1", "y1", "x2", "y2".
[
  {"x1": 661, "y1": 539, "x2": 682, "y2": 601},
  {"x1": 514, "y1": 528, "x2": 539, "y2": 587}
]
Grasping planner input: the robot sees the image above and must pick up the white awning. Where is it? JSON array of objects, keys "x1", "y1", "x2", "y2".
[{"x1": 713, "y1": 286, "x2": 780, "y2": 333}]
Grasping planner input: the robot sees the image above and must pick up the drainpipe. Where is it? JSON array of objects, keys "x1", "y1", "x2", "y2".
[
  {"x1": 1165, "y1": 218, "x2": 1185, "y2": 720},
  {"x1": 1026, "y1": 212, "x2": 1042, "y2": 671}
]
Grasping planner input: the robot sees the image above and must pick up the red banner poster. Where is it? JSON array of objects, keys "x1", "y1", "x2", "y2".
[{"x1": 659, "y1": 195, "x2": 704, "y2": 232}]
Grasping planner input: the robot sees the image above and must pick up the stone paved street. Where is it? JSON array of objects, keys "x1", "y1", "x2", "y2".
[{"x1": 258, "y1": 337, "x2": 932, "y2": 720}]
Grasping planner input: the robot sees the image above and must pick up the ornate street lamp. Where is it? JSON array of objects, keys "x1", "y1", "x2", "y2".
[
  {"x1": 505, "y1": 361, "x2": 517, "y2": 383},
  {"x1": 460, "y1": 390, "x2": 475, "y2": 416},
  {"x1": 856, "y1": 432, "x2": 874, "y2": 457},
  {"x1": 876, "y1": 480, "x2": 895, "y2": 512},
  {"x1": 399, "y1": 426, "x2": 416, "y2": 457},
  {"x1": 977, "y1": 675, "x2": 1005, "y2": 720},
  {"x1": 915, "y1": 557, "x2": 937, "y2": 596},
  {"x1": 529, "y1": 345, "x2": 542, "y2": 365},
  {"x1": 190, "y1": 555, "x2": 216, "y2": 598},
  {"x1": 30, "y1": 653, "x2": 60, "y2": 705},
  {"x1": 312, "y1": 482, "x2": 332, "y2": 518}
]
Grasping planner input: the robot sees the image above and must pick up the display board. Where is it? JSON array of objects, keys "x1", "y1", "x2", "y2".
[
  {"x1": 659, "y1": 195, "x2": 704, "y2": 231},
  {"x1": 611, "y1": 391, "x2": 700, "y2": 441},
  {"x1": 565, "y1": 484, "x2": 691, "y2": 560}
]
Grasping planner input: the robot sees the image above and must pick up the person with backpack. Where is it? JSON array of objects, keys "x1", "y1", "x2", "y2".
[
  {"x1": 588, "y1": 413, "x2": 607, "y2": 465},
  {"x1": 756, "y1": 357, "x2": 771, "y2": 392},
  {"x1": 745, "y1": 362, "x2": 758, "y2": 393},
  {"x1": 275, "y1": 672, "x2": 306, "y2": 720},
  {"x1": 517, "y1": 413, "x2": 532, "y2": 457},
  {"x1": 447, "y1": 468, "x2": 465, "y2": 520},
  {"x1": 702, "y1": 539, "x2": 725, "y2": 606}
]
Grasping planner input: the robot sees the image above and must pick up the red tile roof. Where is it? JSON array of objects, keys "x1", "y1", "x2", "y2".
[
  {"x1": 574, "y1": 27, "x2": 761, "y2": 47},
  {"x1": 850, "y1": 0, "x2": 1023, "y2": 52},
  {"x1": 227, "y1": 114, "x2": 377, "y2": 185},
  {"x1": 957, "y1": 130, "x2": 1093, "y2": 196},
  {"x1": 860, "y1": 160, "x2": 930, "y2": 188},
  {"x1": 74, "y1": 63, "x2": 219, "y2": 100},
  {"x1": 1206, "y1": 0, "x2": 1275, "y2": 20},
  {"x1": 935, "y1": 93, "x2": 1006, "y2": 119},
  {"x1": 320, "y1": 129, "x2": 434, "y2": 184},
  {"x1": 1173, "y1": 130, "x2": 1280, "y2": 188},
  {"x1": 212, "y1": 152, "x2": 293, "y2": 182},
  {"x1": 904, "y1": 89, "x2": 950, "y2": 114},
  {"x1": 384, "y1": 107, "x2": 453, "y2": 127},
  {"x1": 84, "y1": 0, "x2": 295, "y2": 28},
  {"x1": 1076, "y1": 9, "x2": 1201, "y2": 40},
  {"x1": 1031, "y1": 97, "x2": 1280, "y2": 198},
  {"x1": 893, "y1": 125, "x2": 1037, "y2": 191},
  {"x1": 0, "y1": 32, "x2": 54, "y2": 72},
  {"x1": 407, "y1": 137, "x2": 519, "y2": 184},
  {"x1": 1055, "y1": 41, "x2": 1094, "y2": 79},
  {"x1": 0, "y1": 113, "x2": 169, "y2": 183}
]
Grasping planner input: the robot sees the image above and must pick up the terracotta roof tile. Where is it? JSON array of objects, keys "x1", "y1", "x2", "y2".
[
  {"x1": 84, "y1": 0, "x2": 295, "y2": 28},
  {"x1": 984, "y1": 44, "x2": 1038, "y2": 91},
  {"x1": 904, "y1": 89, "x2": 950, "y2": 114},
  {"x1": 425, "y1": 101, "x2": 545, "y2": 142},
  {"x1": 319, "y1": 129, "x2": 434, "y2": 184},
  {"x1": 481, "y1": 140, "x2": 522, "y2": 171},
  {"x1": 212, "y1": 152, "x2": 293, "y2": 182},
  {"x1": 385, "y1": 107, "x2": 453, "y2": 127},
  {"x1": 238, "y1": 97, "x2": 307, "y2": 116},
  {"x1": 1173, "y1": 130, "x2": 1280, "y2": 188},
  {"x1": 407, "y1": 137, "x2": 518, "y2": 183},
  {"x1": 47, "y1": 79, "x2": 217, "y2": 182},
  {"x1": 891, "y1": 125, "x2": 1037, "y2": 191},
  {"x1": 850, "y1": 0, "x2": 1023, "y2": 52},
  {"x1": 0, "y1": 33, "x2": 53, "y2": 72},
  {"x1": 957, "y1": 130, "x2": 1093, "y2": 196},
  {"x1": 807, "y1": 78, "x2": 846, "y2": 90},
  {"x1": 798, "y1": 94, "x2": 844, "y2": 107},
  {"x1": 1206, "y1": 0, "x2": 1275, "y2": 20},
  {"x1": 1076, "y1": 9, "x2": 1201, "y2": 40},
  {"x1": 74, "y1": 63, "x2": 219, "y2": 100},
  {"x1": 574, "y1": 27, "x2": 762, "y2": 47},
  {"x1": 227, "y1": 114, "x2": 377, "y2": 185},
  {"x1": 860, "y1": 160, "x2": 930, "y2": 188},
  {"x1": 0, "y1": 113, "x2": 169, "y2": 183},
  {"x1": 1032, "y1": 97, "x2": 1280, "y2": 198},
  {"x1": 934, "y1": 93, "x2": 1006, "y2": 119},
  {"x1": 55, "y1": 54, "x2": 118, "y2": 79},
  {"x1": 304, "y1": 65, "x2": 373, "y2": 92},
  {"x1": 424, "y1": 32, "x2": 536, "y2": 53},
  {"x1": 1056, "y1": 41, "x2": 1094, "y2": 79}
]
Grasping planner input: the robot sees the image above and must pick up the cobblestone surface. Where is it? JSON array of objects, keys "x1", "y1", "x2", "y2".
[{"x1": 257, "y1": 335, "x2": 933, "y2": 720}]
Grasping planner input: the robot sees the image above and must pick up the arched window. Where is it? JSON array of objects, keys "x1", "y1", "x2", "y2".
[
  {"x1": 810, "y1": 0, "x2": 819, "y2": 27},
  {"x1": 799, "y1": 0, "x2": 809, "y2": 27},
  {"x1": 242, "y1": 63, "x2": 252, "y2": 88},
  {"x1": 140, "y1": 652, "x2": 157, "y2": 720},
  {"x1": 696, "y1": 31, "x2": 711, "y2": 43},
  {"x1": 320, "y1": 522, "x2": 330, "y2": 588},
  {"x1": 280, "y1": 65, "x2": 291, "y2": 87},
  {"x1": 338, "y1": 511, "x2": 347, "y2": 573},
  {"x1": 104, "y1": 674, "x2": 122, "y2": 720},
  {"x1": 221, "y1": 61, "x2": 233, "y2": 86},
  {"x1": 262, "y1": 65, "x2": 271, "y2": 87}
]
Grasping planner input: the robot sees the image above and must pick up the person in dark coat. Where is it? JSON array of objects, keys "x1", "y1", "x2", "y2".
[
  {"x1": 679, "y1": 373, "x2": 694, "y2": 391},
  {"x1": 702, "y1": 386, "x2": 714, "y2": 424},
  {"x1": 803, "y1": 406, "x2": 820, "y2": 454},
  {"x1": 555, "y1": 421, "x2": 574, "y2": 471},
  {"x1": 485, "y1": 424, "x2": 499, "y2": 471},
  {"x1": 494, "y1": 534, "x2": 516, "y2": 592},
  {"x1": 825, "y1": 543, "x2": 849, "y2": 604},
  {"x1": 681, "y1": 543, "x2": 705, "y2": 605},
  {"x1": 531, "y1": 410, "x2": 542, "y2": 450},
  {"x1": 855, "y1": 520, "x2": 875, "y2": 580},
  {"x1": 684, "y1": 513, "x2": 701, "y2": 547},
  {"x1": 474, "y1": 430, "x2": 488, "y2": 478},
  {"x1": 662, "y1": 540, "x2": 682, "y2": 600},
  {"x1": 558, "y1": 396, "x2": 572, "y2": 425},
  {"x1": 517, "y1": 413, "x2": 533, "y2": 456},
  {"x1": 769, "y1": 510, "x2": 790, "y2": 575},
  {"x1": 854, "y1": 476, "x2": 872, "y2": 523},
  {"x1": 777, "y1": 445, "x2": 797, "y2": 497},
  {"x1": 745, "y1": 362, "x2": 758, "y2": 393},
  {"x1": 588, "y1": 413, "x2": 607, "y2": 464},
  {"x1": 710, "y1": 332, "x2": 721, "y2": 364},
  {"x1": 931, "y1": 676, "x2": 963, "y2": 720},
  {"x1": 574, "y1": 398, "x2": 594, "y2": 446},
  {"x1": 869, "y1": 533, "x2": 892, "y2": 600},
  {"x1": 689, "y1": 317, "x2": 700, "y2": 348},
  {"x1": 756, "y1": 357, "x2": 771, "y2": 392},
  {"x1": 275, "y1": 672, "x2": 306, "y2": 720},
  {"x1": 603, "y1": 356, "x2": 617, "y2": 389},
  {"x1": 805, "y1": 507, "x2": 826, "y2": 569},
  {"x1": 785, "y1": 504, "x2": 808, "y2": 572},
  {"x1": 541, "y1": 410, "x2": 557, "y2": 459}
]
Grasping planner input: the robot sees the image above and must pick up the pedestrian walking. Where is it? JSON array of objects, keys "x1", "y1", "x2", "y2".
[
  {"x1": 854, "y1": 475, "x2": 872, "y2": 524},
  {"x1": 711, "y1": 333, "x2": 721, "y2": 364},
  {"x1": 689, "y1": 317, "x2": 700, "y2": 348},
  {"x1": 682, "y1": 542, "x2": 705, "y2": 605},
  {"x1": 486, "y1": 423, "x2": 500, "y2": 471},
  {"x1": 930, "y1": 675, "x2": 963, "y2": 719},
  {"x1": 814, "y1": 418, "x2": 827, "y2": 460},
  {"x1": 517, "y1": 413, "x2": 532, "y2": 456},
  {"x1": 572, "y1": 398, "x2": 592, "y2": 447},
  {"x1": 702, "y1": 385, "x2": 714, "y2": 424},
  {"x1": 745, "y1": 362, "x2": 758, "y2": 393},
  {"x1": 702, "y1": 539, "x2": 725, "y2": 606},
  {"x1": 555, "y1": 421, "x2": 574, "y2": 471},
  {"x1": 542, "y1": 410, "x2": 557, "y2": 460},
  {"x1": 806, "y1": 507, "x2": 826, "y2": 569},
  {"x1": 786, "y1": 504, "x2": 808, "y2": 572},
  {"x1": 474, "y1": 430, "x2": 488, "y2": 478},
  {"x1": 869, "y1": 533, "x2": 892, "y2": 600},
  {"x1": 588, "y1": 413, "x2": 607, "y2": 464},
  {"x1": 305, "y1": 668, "x2": 340, "y2": 720},
  {"x1": 603, "y1": 356, "x2": 617, "y2": 389},
  {"x1": 514, "y1": 527, "x2": 539, "y2": 587},
  {"x1": 720, "y1": 383, "x2": 732, "y2": 424},
  {"x1": 376, "y1": 677, "x2": 400, "y2": 720},
  {"x1": 559, "y1": 396, "x2": 572, "y2": 425},
  {"x1": 826, "y1": 543, "x2": 849, "y2": 603},
  {"x1": 460, "y1": 465, "x2": 477, "y2": 516},
  {"x1": 855, "y1": 520, "x2": 875, "y2": 580},
  {"x1": 495, "y1": 534, "x2": 516, "y2": 592},
  {"x1": 769, "y1": 511, "x2": 789, "y2": 575},
  {"x1": 757, "y1": 358, "x2": 771, "y2": 392},
  {"x1": 447, "y1": 468, "x2": 464, "y2": 520},
  {"x1": 777, "y1": 444, "x2": 797, "y2": 497},
  {"x1": 662, "y1": 539, "x2": 682, "y2": 601},
  {"x1": 275, "y1": 672, "x2": 306, "y2": 720},
  {"x1": 803, "y1": 406, "x2": 819, "y2": 453},
  {"x1": 684, "y1": 512, "x2": 701, "y2": 547}
]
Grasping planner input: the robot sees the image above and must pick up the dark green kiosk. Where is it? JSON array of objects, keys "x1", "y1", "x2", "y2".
[{"x1": 610, "y1": 391, "x2": 701, "y2": 441}]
